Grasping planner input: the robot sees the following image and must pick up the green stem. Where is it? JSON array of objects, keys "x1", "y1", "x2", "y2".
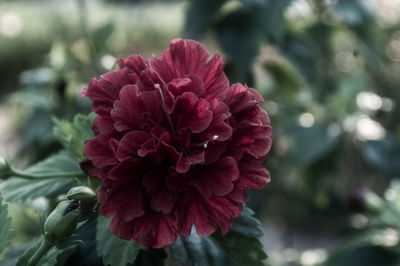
[
  {"x1": 75, "y1": 0, "x2": 99, "y2": 73},
  {"x1": 27, "y1": 239, "x2": 53, "y2": 266},
  {"x1": 10, "y1": 166, "x2": 85, "y2": 180}
]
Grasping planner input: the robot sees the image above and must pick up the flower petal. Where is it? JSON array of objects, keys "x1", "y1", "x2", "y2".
[
  {"x1": 142, "y1": 166, "x2": 175, "y2": 213},
  {"x1": 86, "y1": 68, "x2": 136, "y2": 116},
  {"x1": 172, "y1": 92, "x2": 213, "y2": 133},
  {"x1": 225, "y1": 83, "x2": 263, "y2": 114},
  {"x1": 116, "y1": 131, "x2": 152, "y2": 161},
  {"x1": 177, "y1": 191, "x2": 216, "y2": 236},
  {"x1": 109, "y1": 184, "x2": 144, "y2": 221},
  {"x1": 229, "y1": 126, "x2": 272, "y2": 160},
  {"x1": 110, "y1": 215, "x2": 133, "y2": 240},
  {"x1": 111, "y1": 85, "x2": 162, "y2": 132},
  {"x1": 150, "y1": 39, "x2": 229, "y2": 100},
  {"x1": 238, "y1": 154, "x2": 271, "y2": 189},
  {"x1": 132, "y1": 212, "x2": 178, "y2": 248},
  {"x1": 201, "y1": 99, "x2": 232, "y2": 141},
  {"x1": 151, "y1": 189, "x2": 175, "y2": 214},
  {"x1": 168, "y1": 75, "x2": 205, "y2": 97},
  {"x1": 176, "y1": 152, "x2": 205, "y2": 174},
  {"x1": 108, "y1": 159, "x2": 148, "y2": 182},
  {"x1": 118, "y1": 54, "x2": 148, "y2": 76},
  {"x1": 83, "y1": 136, "x2": 117, "y2": 168},
  {"x1": 177, "y1": 188, "x2": 243, "y2": 236},
  {"x1": 189, "y1": 156, "x2": 239, "y2": 197},
  {"x1": 92, "y1": 116, "x2": 116, "y2": 136}
]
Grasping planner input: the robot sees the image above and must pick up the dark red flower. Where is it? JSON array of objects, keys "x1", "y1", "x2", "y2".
[{"x1": 81, "y1": 39, "x2": 271, "y2": 248}]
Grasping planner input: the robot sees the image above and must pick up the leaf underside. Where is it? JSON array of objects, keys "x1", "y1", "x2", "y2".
[
  {"x1": 0, "y1": 151, "x2": 80, "y2": 202},
  {"x1": 170, "y1": 207, "x2": 267, "y2": 266},
  {"x1": 96, "y1": 215, "x2": 143, "y2": 266}
]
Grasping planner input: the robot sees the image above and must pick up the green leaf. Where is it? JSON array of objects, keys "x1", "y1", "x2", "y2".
[
  {"x1": 0, "y1": 190, "x2": 12, "y2": 255},
  {"x1": 216, "y1": 9, "x2": 264, "y2": 82},
  {"x1": 0, "y1": 151, "x2": 81, "y2": 202},
  {"x1": 53, "y1": 113, "x2": 95, "y2": 158},
  {"x1": 184, "y1": 0, "x2": 227, "y2": 39},
  {"x1": 263, "y1": 0, "x2": 292, "y2": 41},
  {"x1": 284, "y1": 124, "x2": 340, "y2": 166},
  {"x1": 264, "y1": 61, "x2": 302, "y2": 101},
  {"x1": 96, "y1": 215, "x2": 143, "y2": 266},
  {"x1": 227, "y1": 207, "x2": 264, "y2": 238},
  {"x1": 16, "y1": 239, "x2": 58, "y2": 266},
  {"x1": 280, "y1": 33, "x2": 319, "y2": 85},
  {"x1": 92, "y1": 23, "x2": 115, "y2": 54},
  {"x1": 363, "y1": 137, "x2": 400, "y2": 178},
  {"x1": 237, "y1": 0, "x2": 291, "y2": 41},
  {"x1": 18, "y1": 109, "x2": 54, "y2": 158},
  {"x1": 170, "y1": 207, "x2": 267, "y2": 266}
]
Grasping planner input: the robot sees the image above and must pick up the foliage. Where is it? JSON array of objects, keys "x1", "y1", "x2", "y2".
[
  {"x1": 53, "y1": 113, "x2": 95, "y2": 158},
  {"x1": 16, "y1": 239, "x2": 59, "y2": 266},
  {"x1": 170, "y1": 207, "x2": 267, "y2": 266},
  {"x1": 0, "y1": 151, "x2": 81, "y2": 202},
  {"x1": 326, "y1": 180, "x2": 400, "y2": 265},
  {"x1": 0, "y1": 191, "x2": 12, "y2": 255},
  {"x1": 96, "y1": 216, "x2": 143, "y2": 266}
]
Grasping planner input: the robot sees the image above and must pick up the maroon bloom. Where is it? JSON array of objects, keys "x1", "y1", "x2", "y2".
[{"x1": 81, "y1": 39, "x2": 272, "y2": 248}]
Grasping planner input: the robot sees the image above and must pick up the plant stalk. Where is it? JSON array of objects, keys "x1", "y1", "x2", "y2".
[{"x1": 27, "y1": 239, "x2": 53, "y2": 266}]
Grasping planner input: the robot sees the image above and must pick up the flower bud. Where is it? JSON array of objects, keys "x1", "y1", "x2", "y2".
[
  {"x1": 0, "y1": 157, "x2": 12, "y2": 179},
  {"x1": 66, "y1": 186, "x2": 97, "y2": 211},
  {"x1": 43, "y1": 200, "x2": 80, "y2": 245}
]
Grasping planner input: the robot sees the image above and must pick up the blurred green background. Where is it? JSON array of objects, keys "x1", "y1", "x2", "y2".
[{"x1": 0, "y1": 0, "x2": 400, "y2": 265}]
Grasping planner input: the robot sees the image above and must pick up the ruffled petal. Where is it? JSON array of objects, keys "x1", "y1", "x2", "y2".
[
  {"x1": 118, "y1": 54, "x2": 148, "y2": 76},
  {"x1": 132, "y1": 212, "x2": 178, "y2": 248},
  {"x1": 150, "y1": 39, "x2": 229, "y2": 100},
  {"x1": 176, "y1": 152, "x2": 205, "y2": 174},
  {"x1": 201, "y1": 99, "x2": 232, "y2": 141},
  {"x1": 177, "y1": 191, "x2": 216, "y2": 236},
  {"x1": 228, "y1": 125, "x2": 272, "y2": 160},
  {"x1": 172, "y1": 92, "x2": 213, "y2": 133},
  {"x1": 86, "y1": 78, "x2": 119, "y2": 117},
  {"x1": 108, "y1": 159, "x2": 148, "y2": 182},
  {"x1": 86, "y1": 68, "x2": 136, "y2": 116},
  {"x1": 142, "y1": 167, "x2": 175, "y2": 213},
  {"x1": 189, "y1": 156, "x2": 239, "y2": 197},
  {"x1": 168, "y1": 75, "x2": 205, "y2": 97},
  {"x1": 92, "y1": 115, "x2": 116, "y2": 136},
  {"x1": 111, "y1": 85, "x2": 162, "y2": 132},
  {"x1": 83, "y1": 137, "x2": 117, "y2": 168},
  {"x1": 98, "y1": 202, "x2": 116, "y2": 217},
  {"x1": 79, "y1": 159, "x2": 97, "y2": 177},
  {"x1": 238, "y1": 154, "x2": 271, "y2": 189},
  {"x1": 203, "y1": 141, "x2": 228, "y2": 164},
  {"x1": 151, "y1": 189, "x2": 174, "y2": 214},
  {"x1": 177, "y1": 187, "x2": 243, "y2": 236},
  {"x1": 225, "y1": 83, "x2": 263, "y2": 114},
  {"x1": 109, "y1": 184, "x2": 144, "y2": 221},
  {"x1": 116, "y1": 131, "x2": 152, "y2": 161}
]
